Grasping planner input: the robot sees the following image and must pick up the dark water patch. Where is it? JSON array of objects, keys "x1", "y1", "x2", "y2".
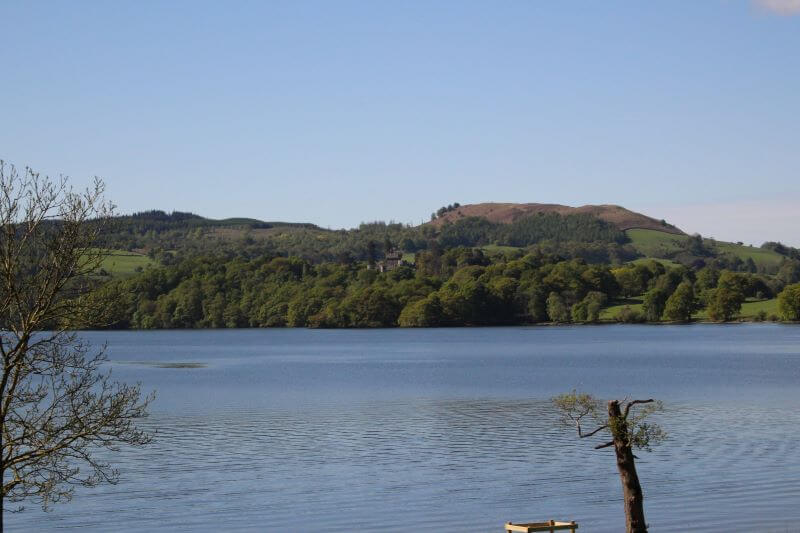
[{"x1": 116, "y1": 360, "x2": 207, "y2": 369}]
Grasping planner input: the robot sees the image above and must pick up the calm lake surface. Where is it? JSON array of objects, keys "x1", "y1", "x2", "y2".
[{"x1": 9, "y1": 325, "x2": 800, "y2": 532}]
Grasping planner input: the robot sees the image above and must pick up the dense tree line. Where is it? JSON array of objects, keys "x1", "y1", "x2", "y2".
[
  {"x1": 93, "y1": 210, "x2": 317, "y2": 252},
  {"x1": 609, "y1": 261, "x2": 797, "y2": 323},
  {"x1": 88, "y1": 249, "x2": 621, "y2": 329},
  {"x1": 431, "y1": 202, "x2": 461, "y2": 220},
  {"x1": 86, "y1": 245, "x2": 800, "y2": 329},
  {"x1": 762, "y1": 241, "x2": 800, "y2": 261},
  {"x1": 81, "y1": 210, "x2": 800, "y2": 326},
  {"x1": 437, "y1": 213, "x2": 628, "y2": 248}
]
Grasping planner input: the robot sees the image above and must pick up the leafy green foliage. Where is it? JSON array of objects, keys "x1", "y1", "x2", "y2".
[
  {"x1": 762, "y1": 241, "x2": 800, "y2": 261},
  {"x1": 777, "y1": 260, "x2": 800, "y2": 285},
  {"x1": 571, "y1": 291, "x2": 607, "y2": 323},
  {"x1": 627, "y1": 229, "x2": 786, "y2": 273},
  {"x1": 614, "y1": 305, "x2": 645, "y2": 323},
  {"x1": 778, "y1": 283, "x2": 800, "y2": 321},
  {"x1": 612, "y1": 264, "x2": 652, "y2": 297},
  {"x1": 438, "y1": 213, "x2": 629, "y2": 249},
  {"x1": 621, "y1": 400, "x2": 666, "y2": 451},
  {"x1": 77, "y1": 207, "x2": 800, "y2": 328},
  {"x1": 552, "y1": 391, "x2": 604, "y2": 429},
  {"x1": 85, "y1": 239, "x2": 796, "y2": 328},
  {"x1": 663, "y1": 281, "x2": 696, "y2": 322},
  {"x1": 552, "y1": 392, "x2": 666, "y2": 451},
  {"x1": 86, "y1": 249, "x2": 627, "y2": 329},
  {"x1": 705, "y1": 286, "x2": 744, "y2": 322},
  {"x1": 642, "y1": 286, "x2": 669, "y2": 322},
  {"x1": 433, "y1": 202, "x2": 461, "y2": 219},
  {"x1": 547, "y1": 292, "x2": 571, "y2": 323}
]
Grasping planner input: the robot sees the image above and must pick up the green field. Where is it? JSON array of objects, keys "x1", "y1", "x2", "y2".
[
  {"x1": 99, "y1": 250, "x2": 154, "y2": 277},
  {"x1": 693, "y1": 298, "x2": 780, "y2": 320},
  {"x1": 481, "y1": 244, "x2": 522, "y2": 254},
  {"x1": 628, "y1": 257, "x2": 683, "y2": 268},
  {"x1": 626, "y1": 229, "x2": 785, "y2": 271},
  {"x1": 599, "y1": 297, "x2": 644, "y2": 320},
  {"x1": 601, "y1": 295, "x2": 780, "y2": 322},
  {"x1": 712, "y1": 241, "x2": 784, "y2": 270},
  {"x1": 626, "y1": 229, "x2": 687, "y2": 257},
  {"x1": 739, "y1": 298, "x2": 780, "y2": 318}
]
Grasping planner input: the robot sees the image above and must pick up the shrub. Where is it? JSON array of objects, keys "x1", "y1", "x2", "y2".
[
  {"x1": 777, "y1": 283, "x2": 800, "y2": 321},
  {"x1": 616, "y1": 305, "x2": 644, "y2": 324},
  {"x1": 706, "y1": 287, "x2": 744, "y2": 322}
]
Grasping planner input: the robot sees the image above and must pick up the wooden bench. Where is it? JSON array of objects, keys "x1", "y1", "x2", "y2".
[{"x1": 505, "y1": 520, "x2": 578, "y2": 533}]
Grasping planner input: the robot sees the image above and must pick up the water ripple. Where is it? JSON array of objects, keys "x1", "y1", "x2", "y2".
[{"x1": 8, "y1": 327, "x2": 800, "y2": 532}]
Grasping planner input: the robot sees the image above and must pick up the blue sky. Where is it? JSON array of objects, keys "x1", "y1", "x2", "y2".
[{"x1": 1, "y1": 1, "x2": 799, "y2": 245}]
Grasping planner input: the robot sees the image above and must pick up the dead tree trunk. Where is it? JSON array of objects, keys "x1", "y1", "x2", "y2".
[{"x1": 608, "y1": 400, "x2": 647, "y2": 533}]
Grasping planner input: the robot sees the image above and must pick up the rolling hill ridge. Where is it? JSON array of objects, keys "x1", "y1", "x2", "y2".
[{"x1": 428, "y1": 202, "x2": 684, "y2": 234}]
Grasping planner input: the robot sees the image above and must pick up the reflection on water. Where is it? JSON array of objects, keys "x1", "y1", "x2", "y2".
[{"x1": 8, "y1": 326, "x2": 800, "y2": 532}]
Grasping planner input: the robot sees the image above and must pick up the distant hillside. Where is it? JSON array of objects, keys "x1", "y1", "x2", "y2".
[
  {"x1": 94, "y1": 210, "x2": 325, "y2": 254},
  {"x1": 91, "y1": 205, "x2": 800, "y2": 275},
  {"x1": 428, "y1": 203, "x2": 684, "y2": 235},
  {"x1": 109, "y1": 210, "x2": 321, "y2": 232},
  {"x1": 626, "y1": 228, "x2": 786, "y2": 272}
]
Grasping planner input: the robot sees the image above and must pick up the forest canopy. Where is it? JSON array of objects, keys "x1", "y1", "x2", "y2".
[{"x1": 74, "y1": 207, "x2": 800, "y2": 329}]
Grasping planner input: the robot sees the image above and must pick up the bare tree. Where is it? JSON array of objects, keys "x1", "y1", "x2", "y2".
[
  {"x1": 552, "y1": 391, "x2": 665, "y2": 533},
  {"x1": 0, "y1": 161, "x2": 152, "y2": 524}
]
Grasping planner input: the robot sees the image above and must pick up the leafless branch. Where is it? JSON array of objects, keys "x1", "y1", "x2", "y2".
[
  {"x1": 623, "y1": 399, "x2": 654, "y2": 419},
  {"x1": 0, "y1": 161, "x2": 151, "y2": 513},
  {"x1": 579, "y1": 424, "x2": 608, "y2": 439}
]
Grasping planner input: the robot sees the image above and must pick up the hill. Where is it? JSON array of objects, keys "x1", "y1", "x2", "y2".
[
  {"x1": 428, "y1": 202, "x2": 684, "y2": 234},
  {"x1": 626, "y1": 228, "x2": 785, "y2": 272},
  {"x1": 91, "y1": 205, "x2": 798, "y2": 276}
]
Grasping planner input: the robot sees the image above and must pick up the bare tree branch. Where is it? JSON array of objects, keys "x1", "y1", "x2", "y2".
[
  {"x1": 579, "y1": 424, "x2": 608, "y2": 439},
  {"x1": 623, "y1": 399, "x2": 654, "y2": 419},
  {"x1": 0, "y1": 161, "x2": 152, "y2": 514}
]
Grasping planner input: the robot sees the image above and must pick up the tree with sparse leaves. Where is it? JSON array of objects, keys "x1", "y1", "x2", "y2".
[
  {"x1": 0, "y1": 162, "x2": 152, "y2": 521},
  {"x1": 552, "y1": 391, "x2": 666, "y2": 533}
]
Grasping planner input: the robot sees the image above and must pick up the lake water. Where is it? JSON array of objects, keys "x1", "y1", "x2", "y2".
[{"x1": 8, "y1": 325, "x2": 800, "y2": 532}]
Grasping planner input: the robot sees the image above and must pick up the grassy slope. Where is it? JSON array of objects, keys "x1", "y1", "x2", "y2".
[
  {"x1": 481, "y1": 244, "x2": 522, "y2": 254},
  {"x1": 99, "y1": 250, "x2": 154, "y2": 278},
  {"x1": 601, "y1": 296, "x2": 779, "y2": 321},
  {"x1": 599, "y1": 297, "x2": 644, "y2": 320},
  {"x1": 626, "y1": 228, "x2": 687, "y2": 257},
  {"x1": 693, "y1": 298, "x2": 779, "y2": 320},
  {"x1": 626, "y1": 229, "x2": 784, "y2": 270},
  {"x1": 712, "y1": 241, "x2": 784, "y2": 269},
  {"x1": 629, "y1": 257, "x2": 683, "y2": 268},
  {"x1": 740, "y1": 298, "x2": 779, "y2": 318}
]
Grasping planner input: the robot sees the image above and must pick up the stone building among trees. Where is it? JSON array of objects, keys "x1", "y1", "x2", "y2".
[{"x1": 376, "y1": 249, "x2": 409, "y2": 272}]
